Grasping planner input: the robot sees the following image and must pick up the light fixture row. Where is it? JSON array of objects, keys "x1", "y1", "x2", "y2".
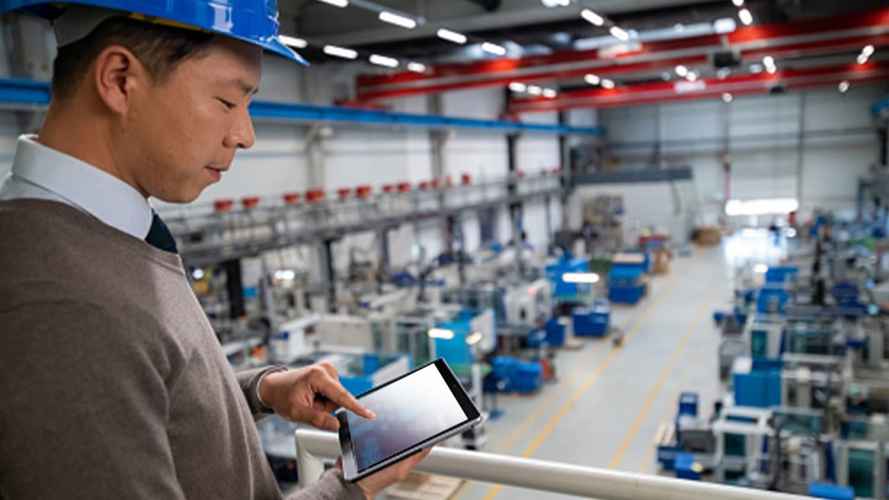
[{"x1": 508, "y1": 82, "x2": 558, "y2": 98}]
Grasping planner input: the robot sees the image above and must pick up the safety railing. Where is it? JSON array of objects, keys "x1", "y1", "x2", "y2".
[
  {"x1": 294, "y1": 429, "x2": 811, "y2": 500},
  {"x1": 162, "y1": 174, "x2": 561, "y2": 266}
]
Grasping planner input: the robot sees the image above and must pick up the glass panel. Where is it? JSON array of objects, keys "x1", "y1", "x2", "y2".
[{"x1": 725, "y1": 433, "x2": 746, "y2": 457}]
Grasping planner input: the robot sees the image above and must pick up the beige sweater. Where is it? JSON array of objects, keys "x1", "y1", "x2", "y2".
[{"x1": 0, "y1": 200, "x2": 363, "y2": 500}]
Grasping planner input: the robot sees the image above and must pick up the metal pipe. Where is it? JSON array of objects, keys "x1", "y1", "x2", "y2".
[{"x1": 295, "y1": 429, "x2": 810, "y2": 500}]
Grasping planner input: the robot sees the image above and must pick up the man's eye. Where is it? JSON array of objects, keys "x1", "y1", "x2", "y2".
[{"x1": 217, "y1": 98, "x2": 236, "y2": 110}]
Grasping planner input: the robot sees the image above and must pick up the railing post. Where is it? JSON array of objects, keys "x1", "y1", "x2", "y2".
[{"x1": 296, "y1": 430, "x2": 325, "y2": 489}]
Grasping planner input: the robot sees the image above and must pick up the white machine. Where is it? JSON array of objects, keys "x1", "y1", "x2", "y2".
[{"x1": 504, "y1": 279, "x2": 552, "y2": 326}]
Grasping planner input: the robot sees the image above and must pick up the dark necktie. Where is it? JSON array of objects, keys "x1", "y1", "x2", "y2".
[{"x1": 145, "y1": 210, "x2": 179, "y2": 254}]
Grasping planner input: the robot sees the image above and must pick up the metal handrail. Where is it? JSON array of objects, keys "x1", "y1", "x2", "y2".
[{"x1": 294, "y1": 429, "x2": 810, "y2": 500}]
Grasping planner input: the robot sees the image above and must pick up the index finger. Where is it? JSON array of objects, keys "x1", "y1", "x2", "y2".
[{"x1": 315, "y1": 374, "x2": 376, "y2": 420}]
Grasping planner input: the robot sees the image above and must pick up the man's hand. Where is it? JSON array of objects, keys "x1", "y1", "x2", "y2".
[
  {"x1": 337, "y1": 449, "x2": 432, "y2": 500},
  {"x1": 259, "y1": 362, "x2": 375, "y2": 431}
]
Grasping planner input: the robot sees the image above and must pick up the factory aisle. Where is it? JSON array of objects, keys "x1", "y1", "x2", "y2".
[{"x1": 454, "y1": 246, "x2": 732, "y2": 500}]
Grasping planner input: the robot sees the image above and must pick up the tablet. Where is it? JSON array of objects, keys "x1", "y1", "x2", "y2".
[{"x1": 336, "y1": 358, "x2": 481, "y2": 482}]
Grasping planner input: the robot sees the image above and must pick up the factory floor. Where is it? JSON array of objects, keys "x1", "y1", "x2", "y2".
[{"x1": 453, "y1": 243, "x2": 736, "y2": 500}]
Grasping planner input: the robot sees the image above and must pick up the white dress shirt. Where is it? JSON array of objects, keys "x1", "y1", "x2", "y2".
[{"x1": 0, "y1": 135, "x2": 153, "y2": 239}]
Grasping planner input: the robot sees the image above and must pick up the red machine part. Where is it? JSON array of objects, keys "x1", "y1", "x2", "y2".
[
  {"x1": 241, "y1": 196, "x2": 261, "y2": 209},
  {"x1": 214, "y1": 199, "x2": 234, "y2": 213},
  {"x1": 356, "y1": 185, "x2": 373, "y2": 199},
  {"x1": 306, "y1": 189, "x2": 325, "y2": 204},
  {"x1": 283, "y1": 192, "x2": 301, "y2": 205}
]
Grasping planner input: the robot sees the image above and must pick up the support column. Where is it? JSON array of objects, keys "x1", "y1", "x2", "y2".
[
  {"x1": 428, "y1": 93, "x2": 451, "y2": 256},
  {"x1": 557, "y1": 111, "x2": 572, "y2": 231},
  {"x1": 222, "y1": 259, "x2": 246, "y2": 320},
  {"x1": 305, "y1": 124, "x2": 327, "y2": 190},
  {"x1": 796, "y1": 92, "x2": 807, "y2": 210},
  {"x1": 377, "y1": 227, "x2": 391, "y2": 293},
  {"x1": 319, "y1": 238, "x2": 337, "y2": 313}
]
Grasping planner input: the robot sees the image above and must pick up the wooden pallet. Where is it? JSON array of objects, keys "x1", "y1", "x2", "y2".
[{"x1": 384, "y1": 472, "x2": 464, "y2": 500}]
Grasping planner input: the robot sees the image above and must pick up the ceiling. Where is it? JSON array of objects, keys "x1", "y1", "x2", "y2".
[{"x1": 277, "y1": 0, "x2": 889, "y2": 110}]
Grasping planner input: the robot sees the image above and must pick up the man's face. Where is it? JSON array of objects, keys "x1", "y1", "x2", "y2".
[{"x1": 125, "y1": 37, "x2": 262, "y2": 203}]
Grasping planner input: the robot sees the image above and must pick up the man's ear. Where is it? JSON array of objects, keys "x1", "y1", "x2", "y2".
[{"x1": 91, "y1": 44, "x2": 149, "y2": 115}]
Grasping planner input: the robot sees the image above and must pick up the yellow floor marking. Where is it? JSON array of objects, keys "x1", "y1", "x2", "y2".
[
  {"x1": 478, "y1": 275, "x2": 676, "y2": 500},
  {"x1": 608, "y1": 298, "x2": 713, "y2": 470}
]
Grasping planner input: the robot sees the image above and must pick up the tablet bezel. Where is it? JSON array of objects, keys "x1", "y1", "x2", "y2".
[{"x1": 337, "y1": 358, "x2": 481, "y2": 482}]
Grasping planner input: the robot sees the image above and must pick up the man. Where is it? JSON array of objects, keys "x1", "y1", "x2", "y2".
[{"x1": 0, "y1": 1, "x2": 427, "y2": 499}]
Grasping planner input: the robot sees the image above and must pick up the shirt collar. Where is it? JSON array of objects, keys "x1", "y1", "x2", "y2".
[{"x1": 11, "y1": 135, "x2": 153, "y2": 239}]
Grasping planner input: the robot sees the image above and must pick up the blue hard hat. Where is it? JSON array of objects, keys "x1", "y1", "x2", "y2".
[{"x1": 0, "y1": 0, "x2": 307, "y2": 65}]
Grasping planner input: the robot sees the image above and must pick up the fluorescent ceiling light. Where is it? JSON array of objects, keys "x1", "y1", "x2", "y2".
[
  {"x1": 584, "y1": 73, "x2": 601, "y2": 85},
  {"x1": 609, "y1": 26, "x2": 630, "y2": 41},
  {"x1": 407, "y1": 62, "x2": 427, "y2": 73},
  {"x1": 369, "y1": 54, "x2": 399, "y2": 68},
  {"x1": 601, "y1": 79, "x2": 615, "y2": 89},
  {"x1": 713, "y1": 17, "x2": 737, "y2": 34},
  {"x1": 317, "y1": 0, "x2": 348, "y2": 7},
  {"x1": 192, "y1": 268, "x2": 205, "y2": 280},
  {"x1": 738, "y1": 8, "x2": 753, "y2": 26},
  {"x1": 762, "y1": 55, "x2": 774, "y2": 67},
  {"x1": 581, "y1": 9, "x2": 605, "y2": 26},
  {"x1": 562, "y1": 272, "x2": 600, "y2": 284},
  {"x1": 379, "y1": 11, "x2": 417, "y2": 29},
  {"x1": 542, "y1": 0, "x2": 571, "y2": 6},
  {"x1": 543, "y1": 88, "x2": 557, "y2": 98},
  {"x1": 857, "y1": 53, "x2": 869, "y2": 65},
  {"x1": 437, "y1": 28, "x2": 467, "y2": 44},
  {"x1": 428, "y1": 328, "x2": 454, "y2": 340},
  {"x1": 725, "y1": 198, "x2": 798, "y2": 217},
  {"x1": 839, "y1": 80, "x2": 850, "y2": 93},
  {"x1": 324, "y1": 45, "x2": 358, "y2": 59},
  {"x1": 675, "y1": 65, "x2": 688, "y2": 77},
  {"x1": 527, "y1": 85, "x2": 543, "y2": 96},
  {"x1": 279, "y1": 35, "x2": 308, "y2": 49},
  {"x1": 481, "y1": 42, "x2": 507, "y2": 56},
  {"x1": 862, "y1": 45, "x2": 875, "y2": 57},
  {"x1": 732, "y1": 0, "x2": 744, "y2": 6},
  {"x1": 509, "y1": 82, "x2": 527, "y2": 92},
  {"x1": 722, "y1": 92, "x2": 733, "y2": 103},
  {"x1": 686, "y1": 71, "x2": 698, "y2": 82}
]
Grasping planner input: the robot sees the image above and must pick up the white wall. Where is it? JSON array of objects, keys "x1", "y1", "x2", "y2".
[
  {"x1": 0, "y1": 22, "x2": 569, "y2": 278},
  {"x1": 599, "y1": 84, "x2": 889, "y2": 232}
]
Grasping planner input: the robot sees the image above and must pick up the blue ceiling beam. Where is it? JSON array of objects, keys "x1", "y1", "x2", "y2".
[{"x1": 0, "y1": 78, "x2": 604, "y2": 137}]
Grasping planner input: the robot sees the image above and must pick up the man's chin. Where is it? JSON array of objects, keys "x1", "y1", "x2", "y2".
[{"x1": 152, "y1": 189, "x2": 202, "y2": 205}]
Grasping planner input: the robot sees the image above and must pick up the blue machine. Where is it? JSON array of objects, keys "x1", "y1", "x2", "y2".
[
  {"x1": 543, "y1": 318, "x2": 566, "y2": 347},
  {"x1": 756, "y1": 286, "x2": 790, "y2": 314},
  {"x1": 764, "y1": 266, "x2": 799, "y2": 285},
  {"x1": 808, "y1": 483, "x2": 855, "y2": 500},
  {"x1": 608, "y1": 267, "x2": 647, "y2": 304},
  {"x1": 432, "y1": 312, "x2": 476, "y2": 368},
  {"x1": 679, "y1": 392, "x2": 699, "y2": 417},
  {"x1": 572, "y1": 299, "x2": 611, "y2": 337},
  {"x1": 675, "y1": 453, "x2": 702, "y2": 481},
  {"x1": 608, "y1": 253, "x2": 648, "y2": 305},
  {"x1": 486, "y1": 356, "x2": 543, "y2": 394},
  {"x1": 339, "y1": 353, "x2": 408, "y2": 396},
  {"x1": 732, "y1": 358, "x2": 782, "y2": 408},
  {"x1": 546, "y1": 255, "x2": 592, "y2": 300}
]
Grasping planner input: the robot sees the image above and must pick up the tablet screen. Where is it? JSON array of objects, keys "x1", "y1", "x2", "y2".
[{"x1": 346, "y1": 363, "x2": 471, "y2": 472}]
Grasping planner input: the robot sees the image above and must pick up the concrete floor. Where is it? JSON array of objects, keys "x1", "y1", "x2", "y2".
[{"x1": 453, "y1": 245, "x2": 733, "y2": 500}]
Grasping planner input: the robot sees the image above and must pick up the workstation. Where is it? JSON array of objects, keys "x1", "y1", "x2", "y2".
[{"x1": 1, "y1": 0, "x2": 888, "y2": 499}]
